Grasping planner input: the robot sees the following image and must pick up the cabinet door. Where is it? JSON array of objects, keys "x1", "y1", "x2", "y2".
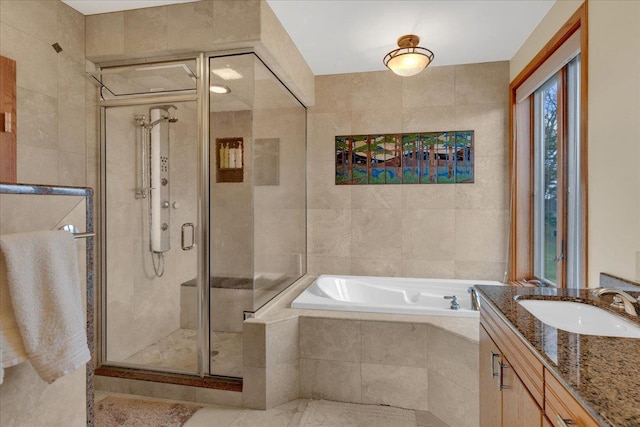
[
  {"x1": 502, "y1": 355, "x2": 543, "y2": 427},
  {"x1": 545, "y1": 371, "x2": 599, "y2": 426},
  {"x1": 480, "y1": 325, "x2": 502, "y2": 427}
]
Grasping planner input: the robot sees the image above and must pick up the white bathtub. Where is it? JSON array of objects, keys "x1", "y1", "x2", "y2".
[{"x1": 291, "y1": 275, "x2": 503, "y2": 317}]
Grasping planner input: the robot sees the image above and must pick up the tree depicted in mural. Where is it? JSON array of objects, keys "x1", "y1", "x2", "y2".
[
  {"x1": 454, "y1": 131, "x2": 474, "y2": 183},
  {"x1": 369, "y1": 135, "x2": 386, "y2": 184},
  {"x1": 421, "y1": 133, "x2": 437, "y2": 184},
  {"x1": 402, "y1": 134, "x2": 421, "y2": 184},
  {"x1": 351, "y1": 135, "x2": 369, "y2": 185},
  {"x1": 385, "y1": 134, "x2": 402, "y2": 184},
  {"x1": 335, "y1": 136, "x2": 350, "y2": 184}
]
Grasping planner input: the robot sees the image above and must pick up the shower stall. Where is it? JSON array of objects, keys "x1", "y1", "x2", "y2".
[{"x1": 93, "y1": 53, "x2": 306, "y2": 379}]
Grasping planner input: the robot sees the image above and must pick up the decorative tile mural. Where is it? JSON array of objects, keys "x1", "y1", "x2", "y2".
[{"x1": 335, "y1": 131, "x2": 474, "y2": 185}]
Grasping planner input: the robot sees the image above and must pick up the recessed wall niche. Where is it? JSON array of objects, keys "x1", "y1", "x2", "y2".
[
  {"x1": 216, "y1": 137, "x2": 244, "y2": 183},
  {"x1": 335, "y1": 131, "x2": 474, "y2": 185}
]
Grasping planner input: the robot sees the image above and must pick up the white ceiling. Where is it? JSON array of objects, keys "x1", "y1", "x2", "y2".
[
  {"x1": 62, "y1": 0, "x2": 199, "y2": 15},
  {"x1": 62, "y1": 0, "x2": 556, "y2": 75}
]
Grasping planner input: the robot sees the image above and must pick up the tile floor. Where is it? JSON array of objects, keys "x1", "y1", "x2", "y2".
[
  {"x1": 94, "y1": 391, "x2": 447, "y2": 427},
  {"x1": 123, "y1": 329, "x2": 243, "y2": 377}
]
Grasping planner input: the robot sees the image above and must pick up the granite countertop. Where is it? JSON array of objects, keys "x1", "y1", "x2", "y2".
[{"x1": 475, "y1": 284, "x2": 640, "y2": 427}]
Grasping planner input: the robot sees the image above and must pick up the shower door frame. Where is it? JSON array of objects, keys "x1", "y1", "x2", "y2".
[
  {"x1": 97, "y1": 47, "x2": 299, "y2": 380},
  {"x1": 97, "y1": 53, "x2": 212, "y2": 378}
]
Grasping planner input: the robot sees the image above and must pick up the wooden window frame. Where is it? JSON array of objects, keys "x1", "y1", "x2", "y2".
[{"x1": 508, "y1": 3, "x2": 588, "y2": 287}]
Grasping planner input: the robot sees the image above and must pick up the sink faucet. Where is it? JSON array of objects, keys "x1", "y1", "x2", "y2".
[{"x1": 590, "y1": 288, "x2": 639, "y2": 316}]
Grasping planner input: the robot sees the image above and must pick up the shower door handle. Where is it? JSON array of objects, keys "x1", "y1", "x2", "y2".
[{"x1": 181, "y1": 223, "x2": 196, "y2": 250}]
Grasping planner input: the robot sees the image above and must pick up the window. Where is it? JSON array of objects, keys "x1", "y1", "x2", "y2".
[
  {"x1": 534, "y1": 74, "x2": 561, "y2": 285},
  {"x1": 509, "y1": 5, "x2": 587, "y2": 288},
  {"x1": 532, "y1": 57, "x2": 581, "y2": 287}
]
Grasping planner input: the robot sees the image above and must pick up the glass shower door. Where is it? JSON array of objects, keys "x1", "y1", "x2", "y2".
[{"x1": 102, "y1": 100, "x2": 200, "y2": 374}]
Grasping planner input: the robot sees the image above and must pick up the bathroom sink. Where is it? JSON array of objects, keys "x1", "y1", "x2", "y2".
[{"x1": 517, "y1": 299, "x2": 640, "y2": 338}]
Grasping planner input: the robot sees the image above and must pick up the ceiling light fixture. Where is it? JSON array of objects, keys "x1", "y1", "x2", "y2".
[
  {"x1": 211, "y1": 68, "x2": 243, "y2": 80},
  {"x1": 383, "y1": 34, "x2": 434, "y2": 77},
  {"x1": 210, "y1": 84, "x2": 231, "y2": 94}
]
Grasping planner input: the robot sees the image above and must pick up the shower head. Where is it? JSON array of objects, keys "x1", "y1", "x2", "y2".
[
  {"x1": 147, "y1": 105, "x2": 178, "y2": 127},
  {"x1": 154, "y1": 105, "x2": 177, "y2": 116},
  {"x1": 146, "y1": 115, "x2": 177, "y2": 129}
]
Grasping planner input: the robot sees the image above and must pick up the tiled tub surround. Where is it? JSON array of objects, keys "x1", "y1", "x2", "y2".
[
  {"x1": 307, "y1": 62, "x2": 509, "y2": 281},
  {"x1": 243, "y1": 275, "x2": 482, "y2": 427},
  {"x1": 475, "y1": 283, "x2": 640, "y2": 426}
]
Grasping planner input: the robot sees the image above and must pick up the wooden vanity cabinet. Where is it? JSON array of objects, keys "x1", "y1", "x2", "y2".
[
  {"x1": 480, "y1": 325, "x2": 543, "y2": 427},
  {"x1": 480, "y1": 297, "x2": 600, "y2": 427},
  {"x1": 479, "y1": 325, "x2": 502, "y2": 427}
]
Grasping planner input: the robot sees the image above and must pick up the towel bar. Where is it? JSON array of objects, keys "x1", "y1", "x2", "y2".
[
  {"x1": 59, "y1": 224, "x2": 94, "y2": 239},
  {"x1": 72, "y1": 231, "x2": 95, "y2": 239}
]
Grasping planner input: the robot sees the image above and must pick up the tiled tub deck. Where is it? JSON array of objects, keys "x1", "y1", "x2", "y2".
[{"x1": 243, "y1": 275, "x2": 481, "y2": 427}]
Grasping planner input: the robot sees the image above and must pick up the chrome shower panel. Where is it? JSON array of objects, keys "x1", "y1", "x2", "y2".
[{"x1": 150, "y1": 107, "x2": 171, "y2": 253}]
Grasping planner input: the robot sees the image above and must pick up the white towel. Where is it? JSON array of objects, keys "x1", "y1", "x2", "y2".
[
  {"x1": 0, "y1": 250, "x2": 28, "y2": 384},
  {"x1": 0, "y1": 230, "x2": 90, "y2": 384}
]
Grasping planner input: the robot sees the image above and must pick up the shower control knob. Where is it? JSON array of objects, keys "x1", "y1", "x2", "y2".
[
  {"x1": 161, "y1": 178, "x2": 168, "y2": 186},
  {"x1": 172, "y1": 202, "x2": 180, "y2": 209},
  {"x1": 161, "y1": 200, "x2": 170, "y2": 208},
  {"x1": 161, "y1": 223, "x2": 169, "y2": 231}
]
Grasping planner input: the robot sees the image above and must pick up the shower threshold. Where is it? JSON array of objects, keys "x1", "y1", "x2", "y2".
[{"x1": 94, "y1": 365, "x2": 242, "y2": 392}]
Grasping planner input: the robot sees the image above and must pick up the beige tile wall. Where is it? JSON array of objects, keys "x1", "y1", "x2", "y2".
[
  {"x1": 257, "y1": 0, "x2": 314, "y2": 106},
  {"x1": 0, "y1": 1, "x2": 94, "y2": 425},
  {"x1": 0, "y1": 0, "x2": 91, "y2": 188},
  {"x1": 85, "y1": 1, "x2": 259, "y2": 62},
  {"x1": 209, "y1": 107, "x2": 255, "y2": 334},
  {"x1": 298, "y1": 317, "x2": 479, "y2": 427},
  {"x1": 210, "y1": 109, "x2": 254, "y2": 281},
  {"x1": 307, "y1": 62, "x2": 509, "y2": 281},
  {"x1": 243, "y1": 317, "x2": 299, "y2": 409},
  {"x1": 253, "y1": 96, "x2": 306, "y2": 295},
  {"x1": 85, "y1": 0, "x2": 314, "y2": 107}
]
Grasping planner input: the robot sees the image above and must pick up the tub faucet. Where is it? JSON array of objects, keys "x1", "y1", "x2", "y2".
[
  {"x1": 468, "y1": 287, "x2": 480, "y2": 311},
  {"x1": 590, "y1": 288, "x2": 639, "y2": 316},
  {"x1": 444, "y1": 295, "x2": 460, "y2": 310}
]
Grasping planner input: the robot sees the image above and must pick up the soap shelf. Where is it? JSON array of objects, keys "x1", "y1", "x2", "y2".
[{"x1": 216, "y1": 137, "x2": 244, "y2": 183}]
